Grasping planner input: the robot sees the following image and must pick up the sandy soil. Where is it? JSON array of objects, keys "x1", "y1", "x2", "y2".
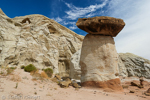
[{"x1": 0, "y1": 68, "x2": 150, "y2": 100}]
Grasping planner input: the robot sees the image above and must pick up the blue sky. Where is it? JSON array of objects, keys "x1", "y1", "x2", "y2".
[{"x1": 0, "y1": 0, "x2": 150, "y2": 60}]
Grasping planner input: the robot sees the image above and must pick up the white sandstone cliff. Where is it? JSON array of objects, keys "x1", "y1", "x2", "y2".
[{"x1": 0, "y1": 8, "x2": 84, "y2": 77}]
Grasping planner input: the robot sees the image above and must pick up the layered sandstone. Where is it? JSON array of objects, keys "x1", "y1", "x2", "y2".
[
  {"x1": 80, "y1": 34, "x2": 122, "y2": 91},
  {"x1": 76, "y1": 16, "x2": 125, "y2": 91},
  {"x1": 0, "y1": 9, "x2": 84, "y2": 77},
  {"x1": 119, "y1": 53, "x2": 150, "y2": 78}
]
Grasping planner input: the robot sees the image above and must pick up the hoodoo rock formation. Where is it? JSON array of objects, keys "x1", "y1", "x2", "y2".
[{"x1": 76, "y1": 16, "x2": 125, "y2": 91}]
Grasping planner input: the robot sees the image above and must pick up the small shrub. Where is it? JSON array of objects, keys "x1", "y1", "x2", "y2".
[
  {"x1": 20, "y1": 65, "x2": 25, "y2": 69},
  {"x1": 10, "y1": 67, "x2": 17, "y2": 70},
  {"x1": 15, "y1": 83, "x2": 18, "y2": 89},
  {"x1": 7, "y1": 67, "x2": 17, "y2": 75},
  {"x1": 24, "y1": 64, "x2": 37, "y2": 72},
  {"x1": 0, "y1": 66, "x2": 7, "y2": 76},
  {"x1": 34, "y1": 92, "x2": 37, "y2": 95},
  {"x1": 0, "y1": 71, "x2": 4, "y2": 75},
  {"x1": 43, "y1": 68, "x2": 53, "y2": 78}
]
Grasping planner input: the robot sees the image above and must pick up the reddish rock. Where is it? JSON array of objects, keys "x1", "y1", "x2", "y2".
[
  {"x1": 76, "y1": 16, "x2": 125, "y2": 37},
  {"x1": 81, "y1": 78, "x2": 123, "y2": 91},
  {"x1": 147, "y1": 88, "x2": 150, "y2": 93},
  {"x1": 139, "y1": 78, "x2": 144, "y2": 87}
]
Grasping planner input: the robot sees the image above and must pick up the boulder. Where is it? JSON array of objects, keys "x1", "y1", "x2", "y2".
[
  {"x1": 55, "y1": 74, "x2": 61, "y2": 80},
  {"x1": 71, "y1": 80, "x2": 81, "y2": 88},
  {"x1": 0, "y1": 9, "x2": 84, "y2": 77},
  {"x1": 145, "y1": 88, "x2": 150, "y2": 96},
  {"x1": 59, "y1": 78, "x2": 72, "y2": 88},
  {"x1": 129, "y1": 90, "x2": 135, "y2": 93},
  {"x1": 76, "y1": 16, "x2": 125, "y2": 37},
  {"x1": 79, "y1": 34, "x2": 122, "y2": 91},
  {"x1": 147, "y1": 88, "x2": 150, "y2": 93}
]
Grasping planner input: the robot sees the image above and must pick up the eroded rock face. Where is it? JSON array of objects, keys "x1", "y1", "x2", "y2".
[
  {"x1": 0, "y1": 9, "x2": 84, "y2": 77},
  {"x1": 79, "y1": 34, "x2": 123, "y2": 91},
  {"x1": 119, "y1": 53, "x2": 150, "y2": 79},
  {"x1": 76, "y1": 16, "x2": 125, "y2": 37},
  {"x1": 69, "y1": 49, "x2": 81, "y2": 80}
]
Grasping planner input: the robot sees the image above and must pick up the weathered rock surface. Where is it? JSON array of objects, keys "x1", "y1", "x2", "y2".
[
  {"x1": 119, "y1": 53, "x2": 150, "y2": 79},
  {"x1": 118, "y1": 55, "x2": 128, "y2": 77},
  {"x1": 69, "y1": 49, "x2": 81, "y2": 80},
  {"x1": 79, "y1": 34, "x2": 122, "y2": 91},
  {"x1": 69, "y1": 52, "x2": 150, "y2": 79},
  {"x1": 0, "y1": 9, "x2": 84, "y2": 77},
  {"x1": 76, "y1": 16, "x2": 125, "y2": 37}
]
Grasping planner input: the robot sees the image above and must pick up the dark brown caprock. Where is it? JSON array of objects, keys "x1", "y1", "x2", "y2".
[{"x1": 76, "y1": 16, "x2": 125, "y2": 37}]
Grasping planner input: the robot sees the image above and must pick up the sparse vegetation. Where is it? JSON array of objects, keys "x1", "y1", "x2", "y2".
[
  {"x1": 41, "y1": 71, "x2": 49, "y2": 79},
  {"x1": 20, "y1": 65, "x2": 25, "y2": 69},
  {"x1": 34, "y1": 92, "x2": 37, "y2": 95},
  {"x1": 0, "y1": 66, "x2": 7, "y2": 76},
  {"x1": 31, "y1": 70, "x2": 49, "y2": 81},
  {"x1": 7, "y1": 67, "x2": 17, "y2": 75},
  {"x1": 9, "y1": 74, "x2": 22, "y2": 82},
  {"x1": 43, "y1": 68, "x2": 53, "y2": 78},
  {"x1": 24, "y1": 64, "x2": 37, "y2": 72},
  {"x1": 0, "y1": 66, "x2": 17, "y2": 75},
  {"x1": 32, "y1": 77, "x2": 37, "y2": 81},
  {"x1": 10, "y1": 67, "x2": 17, "y2": 70},
  {"x1": 30, "y1": 70, "x2": 39, "y2": 76},
  {"x1": 0, "y1": 71, "x2": 4, "y2": 75},
  {"x1": 15, "y1": 82, "x2": 18, "y2": 89},
  {"x1": 7, "y1": 68, "x2": 14, "y2": 75}
]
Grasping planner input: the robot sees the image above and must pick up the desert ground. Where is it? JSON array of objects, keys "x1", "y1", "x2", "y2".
[{"x1": 0, "y1": 68, "x2": 150, "y2": 100}]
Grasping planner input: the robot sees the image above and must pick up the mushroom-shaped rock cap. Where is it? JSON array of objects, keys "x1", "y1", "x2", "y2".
[{"x1": 76, "y1": 16, "x2": 125, "y2": 37}]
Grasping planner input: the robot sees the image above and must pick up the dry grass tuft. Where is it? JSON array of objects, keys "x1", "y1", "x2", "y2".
[
  {"x1": 9, "y1": 74, "x2": 22, "y2": 82},
  {"x1": 0, "y1": 66, "x2": 17, "y2": 76},
  {"x1": 41, "y1": 71, "x2": 49, "y2": 79},
  {"x1": 30, "y1": 70, "x2": 39, "y2": 76},
  {"x1": 31, "y1": 70, "x2": 50, "y2": 81},
  {"x1": 32, "y1": 77, "x2": 37, "y2": 81}
]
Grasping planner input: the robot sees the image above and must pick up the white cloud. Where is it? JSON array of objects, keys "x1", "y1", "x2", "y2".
[
  {"x1": 62, "y1": 21, "x2": 76, "y2": 25},
  {"x1": 64, "y1": 0, "x2": 108, "y2": 20},
  {"x1": 52, "y1": 17, "x2": 63, "y2": 22},
  {"x1": 50, "y1": 0, "x2": 150, "y2": 60},
  {"x1": 53, "y1": 0, "x2": 108, "y2": 30},
  {"x1": 107, "y1": 0, "x2": 150, "y2": 60},
  {"x1": 69, "y1": 26, "x2": 78, "y2": 30}
]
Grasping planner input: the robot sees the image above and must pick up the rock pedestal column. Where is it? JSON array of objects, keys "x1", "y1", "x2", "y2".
[{"x1": 76, "y1": 16, "x2": 125, "y2": 91}]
